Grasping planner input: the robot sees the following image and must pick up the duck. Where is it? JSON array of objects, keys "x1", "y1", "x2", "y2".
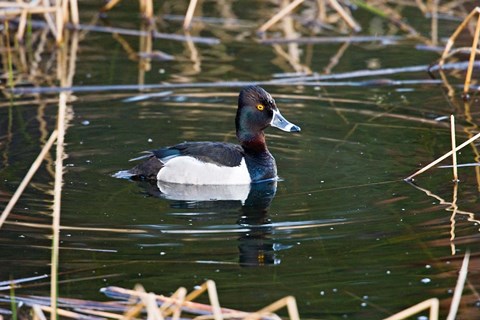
[{"x1": 114, "y1": 86, "x2": 300, "y2": 185}]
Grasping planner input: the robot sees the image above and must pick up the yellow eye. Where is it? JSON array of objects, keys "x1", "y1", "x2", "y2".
[{"x1": 256, "y1": 104, "x2": 264, "y2": 111}]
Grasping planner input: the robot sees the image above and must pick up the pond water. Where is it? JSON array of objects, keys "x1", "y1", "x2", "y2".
[{"x1": 1, "y1": 1, "x2": 480, "y2": 319}]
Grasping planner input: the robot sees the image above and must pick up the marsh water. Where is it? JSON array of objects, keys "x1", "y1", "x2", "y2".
[{"x1": 1, "y1": 1, "x2": 480, "y2": 319}]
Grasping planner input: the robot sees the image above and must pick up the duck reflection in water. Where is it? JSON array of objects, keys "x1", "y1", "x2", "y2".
[{"x1": 140, "y1": 179, "x2": 279, "y2": 267}]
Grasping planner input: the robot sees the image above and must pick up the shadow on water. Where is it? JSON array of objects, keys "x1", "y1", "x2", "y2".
[{"x1": 137, "y1": 180, "x2": 280, "y2": 267}]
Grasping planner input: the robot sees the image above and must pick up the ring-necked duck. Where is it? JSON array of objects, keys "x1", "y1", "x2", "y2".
[{"x1": 114, "y1": 86, "x2": 300, "y2": 184}]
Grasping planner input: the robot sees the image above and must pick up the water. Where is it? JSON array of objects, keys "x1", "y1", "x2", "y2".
[{"x1": 1, "y1": 2, "x2": 480, "y2": 319}]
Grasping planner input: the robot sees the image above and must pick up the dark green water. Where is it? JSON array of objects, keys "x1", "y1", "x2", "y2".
[{"x1": 1, "y1": 1, "x2": 480, "y2": 319}]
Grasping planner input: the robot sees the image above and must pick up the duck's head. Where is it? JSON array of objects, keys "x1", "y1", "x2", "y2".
[{"x1": 236, "y1": 86, "x2": 301, "y2": 143}]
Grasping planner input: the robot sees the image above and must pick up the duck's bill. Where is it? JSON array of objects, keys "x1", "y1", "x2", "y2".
[{"x1": 271, "y1": 109, "x2": 301, "y2": 132}]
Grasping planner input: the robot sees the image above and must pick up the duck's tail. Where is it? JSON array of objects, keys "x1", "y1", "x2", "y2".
[{"x1": 113, "y1": 153, "x2": 163, "y2": 180}]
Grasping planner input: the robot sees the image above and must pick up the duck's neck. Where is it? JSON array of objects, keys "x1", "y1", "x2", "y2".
[{"x1": 237, "y1": 131, "x2": 268, "y2": 154}]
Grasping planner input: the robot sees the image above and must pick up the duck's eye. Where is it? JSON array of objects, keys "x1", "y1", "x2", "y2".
[{"x1": 256, "y1": 104, "x2": 264, "y2": 111}]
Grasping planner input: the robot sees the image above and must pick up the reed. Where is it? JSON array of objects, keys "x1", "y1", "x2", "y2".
[
  {"x1": 0, "y1": 131, "x2": 58, "y2": 229},
  {"x1": 4, "y1": 20, "x2": 14, "y2": 89},
  {"x1": 258, "y1": 0, "x2": 305, "y2": 34},
  {"x1": 405, "y1": 132, "x2": 480, "y2": 181},
  {"x1": 258, "y1": 0, "x2": 360, "y2": 35},
  {"x1": 383, "y1": 298, "x2": 439, "y2": 320},
  {"x1": 50, "y1": 91, "x2": 68, "y2": 320},
  {"x1": 450, "y1": 115, "x2": 459, "y2": 182},
  {"x1": 183, "y1": 0, "x2": 198, "y2": 30},
  {"x1": 434, "y1": 7, "x2": 480, "y2": 98},
  {"x1": 32, "y1": 305, "x2": 47, "y2": 320},
  {"x1": 101, "y1": 0, "x2": 154, "y2": 19},
  {"x1": 446, "y1": 250, "x2": 470, "y2": 320},
  {"x1": 0, "y1": 0, "x2": 79, "y2": 44}
]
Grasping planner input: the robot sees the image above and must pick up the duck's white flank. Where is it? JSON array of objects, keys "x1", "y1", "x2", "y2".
[{"x1": 157, "y1": 156, "x2": 251, "y2": 185}]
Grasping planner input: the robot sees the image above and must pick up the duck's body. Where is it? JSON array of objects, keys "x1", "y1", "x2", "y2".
[{"x1": 115, "y1": 86, "x2": 300, "y2": 185}]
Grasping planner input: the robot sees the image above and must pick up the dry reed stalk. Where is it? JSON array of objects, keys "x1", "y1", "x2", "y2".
[
  {"x1": 438, "y1": 7, "x2": 480, "y2": 96},
  {"x1": 317, "y1": 0, "x2": 326, "y2": 21},
  {"x1": 327, "y1": 0, "x2": 361, "y2": 32},
  {"x1": 2, "y1": 6, "x2": 57, "y2": 14},
  {"x1": 352, "y1": 0, "x2": 421, "y2": 38},
  {"x1": 123, "y1": 300, "x2": 144, "y2": 319},
  {"x1": 450, "y1": 115, "x2": 459, "y2": 181},
  {"x1": 206, "y1": 280, "x2": 223, "y2": 320},
  {"x1": 103, "y1": 285, "x2": 247, "y2": 317},
  {"x1": 4, "y1": 220, "x2": 146, "y2": 233},
  {"x1": 69, "y1": 0, "x2": 79, "y2": 25},
  {"x1": 181, "y1": 280, "x2": 223, "y2": 320},
  {"x1": 405, "y1": 132, "x2": 480, "y2": 181},
  {"x1": 16, "y1": 7, "x2": 28, "y2": 41},
  {"x1": 159, "y1": 287, "x2": 186, "y2": 319},
  {"x1": 430, "y1": 0, "x2": 439, "y2": 45},
  {"x1": 245, "y1": 296, "x2": 300, "y2": 320},
  {"x1": 258, "y1": 34, "x2": 403, "y2": 44},
  {"x1": 183, "y1": 0, "x2": 198, "y2": 30},
  {"x1": 42, "y1": 2, "x2": 58, "y2": 40},
  {"x1": 55, "y1": 0, "x2": 63, "y2": 43},
  {"x1": 101, "y1": 0, "x2": 153, "y2": 18},
  {"x1": 101, "y1": 0, "x2": 121, "y2": 12},
  {"x1": 50, "y1": 90, "x2": 68, "y2": 320},
  {"x1": 185, "y1": 32, "x2": 201, "y2": 73},
  {"x1": 132, "y1": 284, "x2": 165, "y2": 320},
  {"x1": 446, "y1": 250, "x2": 470, "y2": 320},
  {"x1": 383, "y1": 298, "x2": 439, "y2": 320},
  {"x1": 138, "y1": 23, "x2": 153, "y2": 85},
  {"x1": 139, "y1": 0, "x2": 153, "y2": 19},
  {"x1": 0, "y1": 130, "x2": 58, "y2": 229},
  {"x1": 33, "y1": 305, "x2": 47, "y2": 320},
  {"x1": 38, "y1": 305, "x2": 85, "y2": 319},
  {"x1": 70, "y1": 308, "x2": 124, "y2": 320},
  {"x1": 144, "y1": 292, "x2": 164, "y2": 320},
  {"x1": 440, "y1": 0, "x2": 470, "y2": 12},
  {"x1": 258, "y1": 0, "x2": 305, "y2": 34},
  {"x1": 171, "y1": 289, "x2": 186, "y2": 320},
  {"x1": 414, "y1": 0, "x2": 428, "y2": 14},
  {"x1": 324, "y1": 41, "x2": 350, "y2": 74},
  {"x1": 449, "y1": 182, "x2": 458, "y2": 255},
  {"x1": 464, "y1": 12, "x2": 480, "y2": 96},
  {"x1": 0, "y1": 2, "x2": 32, "y2": 9}
]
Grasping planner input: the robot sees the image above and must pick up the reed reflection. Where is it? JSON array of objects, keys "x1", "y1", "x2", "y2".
[{"x1": 140, "y1": 180, "x2": 279, "y2": 267}]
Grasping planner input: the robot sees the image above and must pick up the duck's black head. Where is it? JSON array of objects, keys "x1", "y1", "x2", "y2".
[{"x1": 235, "y1": 86, "x2": 300, "y2": 145}]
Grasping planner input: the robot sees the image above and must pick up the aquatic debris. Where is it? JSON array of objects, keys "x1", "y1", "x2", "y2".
[{"x1": 2, "y1": 280, "x2": 300, "y2": 320}]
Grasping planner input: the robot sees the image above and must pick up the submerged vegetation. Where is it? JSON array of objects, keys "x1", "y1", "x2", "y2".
[{"x1": 1, "y1": 0, "x2": 480, "y2": 319}]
